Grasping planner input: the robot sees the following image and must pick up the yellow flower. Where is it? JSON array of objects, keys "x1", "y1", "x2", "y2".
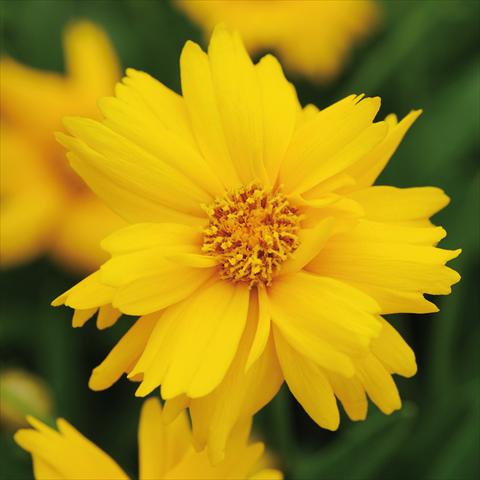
[
  {"x1": 175, "y1": 0, "x2": 378, "y2": 82},
  {"x1": 14, "y1": 397, "x2": 282, "y2": 480},
  {"x1": 53, "y1": 25, "x2": 460, "y2": 463},
  {"x1": 0, "y1": 21, "x2": 125, "y2": 272},
  {"x1": 0, "y1": 369, "x2": 53, "y2": 430}
]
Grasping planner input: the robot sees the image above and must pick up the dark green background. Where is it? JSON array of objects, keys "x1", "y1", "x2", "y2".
[{"x1": 0, "y1": 1, "x2": 478, "y2": 479}]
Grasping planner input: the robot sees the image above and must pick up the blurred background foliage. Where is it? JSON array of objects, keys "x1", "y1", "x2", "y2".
[{"x1": 0, "y1": 0, "x2": 478, "y2": 479}]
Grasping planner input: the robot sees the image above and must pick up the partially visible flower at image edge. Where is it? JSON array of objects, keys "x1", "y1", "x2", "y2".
[
  {"x1": 53, "y1": 25, "x2": 461, "y2": 463},
  {"x1": 0, "y1": 21, "x2": 125, "y2": 272},
  {"x1": 175, "y1": 0, "x2": 378, "y2": 82},
  {"x1": 0, "y1": 369, "x2": 53, "y2": 430},
  {"x1": 15, "y1": 397, "x2": 281, "y2": 479}
]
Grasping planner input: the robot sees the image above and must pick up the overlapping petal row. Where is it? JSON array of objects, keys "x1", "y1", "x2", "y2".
[
  {"x1": 53, "y1": 26, "x2": 460, "y2": 463},
  {"x1": 15, "y1": 397, "x2": 280, "y2": 479}
]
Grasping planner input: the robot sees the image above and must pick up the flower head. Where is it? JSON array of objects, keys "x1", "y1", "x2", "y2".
[
  {"x1": 53, "y1": 25, "x2": 460, "y2": 463},
  {"x1": 0, "y1": 369, "x2": 53, "y2": 430},
  {"x1": 202, "y1": 183, "x2": 302, "y2": 286},
  {"x1": 0, "y1": 21, "x2": 124, "y2": 272},
  {"x1": 175, "y1": 0, "x2": 378, "y2": 82},
  {"x1": 15, "y1": 397, "x2": 281, "y2": 479}
]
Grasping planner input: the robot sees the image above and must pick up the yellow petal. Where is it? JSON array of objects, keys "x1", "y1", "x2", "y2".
[
  {"x1": 175, "y1": 0, "x2": 378, "y2": 83},
  {"x1": 268, "y1": 272, "x2": 381, "y2": 364},
  {"x1": 89, "y1": 314, "x2": 158, "y2": 391},
  {"x1": 344, "y1": 110, "x2": 422, "y2": 189},
  {"x1": 249, "y1": 469, "x2": 284, "y2": 480},
  {"x1": 371, "y1": 319, "x2": 417, "y2": 378},
  {"x1": 346, "y1": 186, "x2": 450, "y2": 221},
  {"x1": 96, "y1": 304, "x2": 122, "y2": 330},
  {"x1": 256, "y1": 54, "x2": 299, "y2": 184},
  {"x1": 294, "y1": 193, "x2": 363, "y2": 229},
  {"x1": 279, "y1": 218, "x2": 335, "y2": 276},
  {"x1": 98, "y1": 224, "x2": 209, "y2": 304},
  {"x1": 101, "y1": 222, "x2": 202, "y2": 256},
  {"x1": 63, "y1": 21, "x2": 120, "y2": 99},
  {"x1": 32, "y1": 457, "x2": 61, "y2": 479},
  {"x1": 50, "y1": 194, "x2": 126, "y2": 274},
  {"x1": 208, "y1": 24, "x2": 266, "y2": 184},
  {"x1": 138, "y1": 397, "x2": 165, "y2": 479},
  {"x1": 245, "y1": 286, "x2": 271, "y2": 372},
  {"x1": 355, "y1": 354, "x2": 401, "y2": 414},
  {"x1": 64, "y1": 149, "x2": 204, "y2": 225},
  {"x1": 98, "y1": 75, "x2": 224, "y2": 198},
  {"x1": 14, "y1": 417, "x2": 128, "y2": 480},
  {"x1": 72, "y1": 308, "x2": 97, "y2": 328},
  {"x1": 310, "y1": 241, "x2": 461, "y2": 295},
  {"x1": 294, "y1": 121, "x2": 388, "y2": 195},
  {"x1": 1, "y1": 21, "x2": 120, "y2": 146},
  {"x1": 269, "y1": 303, "x2": 355, "y2": 377},
  {"x1": 298, "y1": 103, "x2": 320, "y2": 126},
  {"x1": 131, "y1": 281, "x2": 250, "y2": 399},
  {"x1": 273, "y1": 328, "x2": 340, "y2": 430},
  {"x1": 0, "y1": 57, "x2": 72, "y2": 140},
  {"x1": 166, "y1": 253, "x2": 219, "y2": 269},
  {"x1": 163, "y1": 395, "x2": 190, "y2": 424},
  {"x1": 101, "y1": 250, "x2": 189, "y2": 287},
  {"x1": 161, "y1": 281, "x2": 250, "y2": 399},
  {"x1": 164, "y1": 420, "x2": 265, "y2": 478},
  {"x1": 0, "y1": 126, "x2": 65, "y2": 269},
  {"x1": 303, "y1": 172, "x2": 356, "y2": 197},
  {"x1": 112, "y1": 265, "x2": 214, "y2": 315},
  {"x1": 130, "y1": 309, "x2": 183, "y2": 394},
  {"x1": 52, "y1": 272, "x2": 114, "y2": 310},
  {"x1": 119, "y1": 68, "x2": 196, "y2": 145},
  {"x1": 189, "y1": 320, "x2": 282, "y2": 464},
  {"x1": 138, "y1": 397, "x2": 192, "y2": 480},
  {"x1": 280, "y1": 96, "x2": 382, "y2": 193},
  {"x1": 327, "y1": 372, "x2": 368, "y2": 421},
  {"x1": 180, "y1": 40, "x2": 240, "y2": 189},
  {"x1": 345, "y1": 282, "x2": 439, "y2": 314},
  {"x1": 59, "y1": 118, "x2": 211, "y2": 216},
  {"x1": 341, "y1": 219, "x2": 447, "y2": 246}
]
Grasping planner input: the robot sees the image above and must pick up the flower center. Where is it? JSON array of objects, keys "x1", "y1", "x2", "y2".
[{"x1": 202, "y1": 183, "x2": 301, "y2": 287}]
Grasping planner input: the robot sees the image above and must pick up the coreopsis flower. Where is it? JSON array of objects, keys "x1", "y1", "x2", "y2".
[
  {"x1": 0, "y1": 369, "x2": 53, "y2": 430},
  {"x1": 0, "y1": 21, "x2": 124, "y2": 272},
  {"x1": 53, "y1": 25, "x2": 460, "y2": 463},
  {"x1": 175, "y1": 0, "x2": 378, "y2": 82},
  {"x1": 15, "y1": 397, "x2": 281, "y2": 479}
]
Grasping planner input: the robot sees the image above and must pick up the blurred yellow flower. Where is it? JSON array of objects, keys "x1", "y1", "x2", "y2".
[
  {"x1": 175, "y1": 0, "x2": 378, "y2": 82},
  {"x1": 53, "y1": 26, "x2": 460, "y2": 463},
  {"x1": 15, "y1": 397, "x2": 282, "y2": 480},
  {"x1": 0, "y1": 369, "x2": 53, "y2": 430},
  {"x1": 0, "y1": 21, "x2": 125, "y2": 272}
]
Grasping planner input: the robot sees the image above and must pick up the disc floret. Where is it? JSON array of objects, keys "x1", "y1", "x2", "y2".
[{"x1": 202, "y1": 183, "x2": 301, "y2": 287}]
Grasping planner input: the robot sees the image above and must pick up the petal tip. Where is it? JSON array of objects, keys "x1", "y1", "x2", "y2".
[
  {"x1": 135, "y1": 382, "x2": 153, "y2": 398},
  {"x1": 51, "y1": 295, "x2": 66, "y2": 307},
  {"x1": 324, "y1": 416, "x2": 340, "y2": 431},
  {"x1": 88, "y1": 371, "x2": 103, "y2": 391}
]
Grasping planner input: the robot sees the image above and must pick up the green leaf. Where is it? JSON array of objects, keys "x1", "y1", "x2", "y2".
[
  {"x1": 294, "y1": 404, "x2": 417, "y2": 480},
  {"x1": 426, "y1": 381, "x2": 479, "y2": 479},
  {"x1": 342, "y1": 1, "x2": 442, "y2": 95}
]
